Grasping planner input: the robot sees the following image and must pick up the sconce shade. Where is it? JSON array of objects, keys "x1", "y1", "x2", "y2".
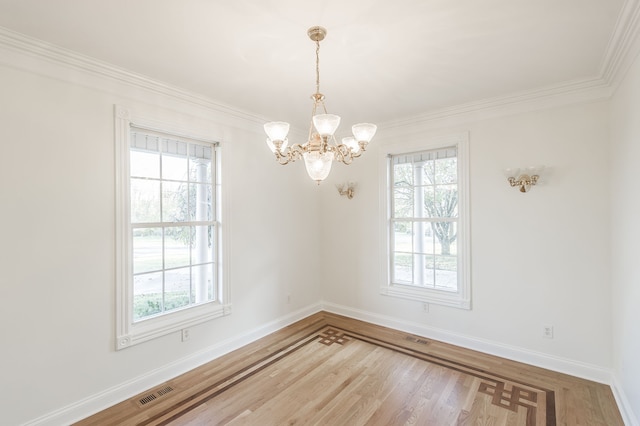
[
  {"x1": 352, "y1": 123, "x2": 377, "y2": 142},
  {"x1": 266, "y1": 138, "x2": 289, "y2": 153},
  {"x1": 264, "y1": 122, "x2": 290, "y2": 142},
  {"x1": 526, "y1": 166, "x2": 545, "y2": 175},
  {"x1": 304, "y1": 151, "x2": 334, "y2": 182},
  {"x1": 312, "y1": 114, "x2": 341, "y2": 136},
  {"x1": 342, "y1": 136, "x2": 359, "y2": 153},
  {"x1": 504, "y1": 168, "x2": 521, "y2": 178}
]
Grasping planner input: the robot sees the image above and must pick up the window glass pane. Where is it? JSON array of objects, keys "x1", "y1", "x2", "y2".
[
  {"x1": 435, "y1": 157, "x2": 457, "y2": 184},
  {"x1": 190, "y1": 184, "x2": 212, "y2": 221},
  {"x1": 133, "y1": 228, "x2": 162, "y2": 274},
  {"x1": 164, "y1": 227, "x2": 191, "y2": 269},
  {"x1": 130, "y1": 150, "x2": 160, "y2": 179},
  {"x1": 192, "y1": 263, "x2": 215, "y2": 303},
  {"x1": 164, "y1": 268, "x2": 191, "y2": 312},
  {"x1": 393, "y1": 186, "x2": 414, "y2": 218},
  {"x1": 435, "y1": 185, "x2": 458, "y2": 218},
  {"x1": 422, "y1": 254, "x2": 435, "y2": 287},
  {"x1": 133, "y1": 271, "x2": 163, "y2": 320},
  {"x1": 422, "y1": 186, "x2": 435, "y2": 218},
  {"x1": 392, "y1": 252, "x2": 412, "y2": 284},
  {"x1": 162, "y1": 181, "x2": 189, "y2": 222},
  {"x1": 421, "y1": 161, "x2": 436, "y2": 185},
  {"x1": 433, "y1": 220, "x2": 457, "y2": 292},
  {"x1": 190, "y1": 157, "x2": 212, "y2": 183},
  {"x1": 162, "y1": 153, "x2": 188, "y2": 182},
  {"x1": 449, "y1": 231, "x2": 458, "y2": 255},
  {"x1": 420, "y1": 223, "x2": 436, "y2": 255},
  {"x1": 131, "y1": 178, "x2": 161, "y2": 223},
  {"x1": 433, "y1": 221, "x2": 457, "y2": 256},
  {"x1": 192, "y1": 225, "x2": 213, "y2": 265},
  {"x1": 393, "y1": 163, "x2": 413, "y2": 186},
  {"x1": 435, "y1": 255, "x2": 457, "y2": 291},
  {"x1": 393, "y1": 221, "x2": 412, "y2": 254},
  {"x1": 411, "y1": 221, "x2": 427, "y2": 254}
]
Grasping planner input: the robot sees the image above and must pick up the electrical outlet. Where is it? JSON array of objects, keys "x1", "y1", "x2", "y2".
[
  {"x1": 181, "y1": 328, "x2": 190, "y2": 342},
  {"x1": 543, "y1": 325, "x2": 554, "y2": 339},
  {"x1": 423, "y1": 302, "x2": 429, "y2": 312},
  {"x1": 287, "y1": 293, "x2": 291, "y2": 304}
]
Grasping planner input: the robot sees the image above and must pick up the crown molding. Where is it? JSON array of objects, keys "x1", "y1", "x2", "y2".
[
  {"x1": 379, "y1": 76, "x2": 613, "y2": 132},
  {"x1": 0, "y1": 26, "x2": 267, "y2": 130},
  {"x1": 601, "y1": 0, "x2": 640, "y2": 88}
]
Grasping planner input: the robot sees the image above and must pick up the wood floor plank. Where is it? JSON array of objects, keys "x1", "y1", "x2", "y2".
[{"x1": 75, "y1": 312, "x2": 624, "y2": 426}]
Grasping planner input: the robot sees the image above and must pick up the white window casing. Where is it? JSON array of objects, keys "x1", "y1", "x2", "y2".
[{"x1": 114, "y1": 105, "x2": 231, "y2": 350}]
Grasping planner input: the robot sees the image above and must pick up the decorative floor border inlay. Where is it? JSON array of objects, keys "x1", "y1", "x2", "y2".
[
  {"x1": 317, "y1": 328, "x2": 350, "y2": 346},
  {"x1": 479, "y1": 381, "x2": 538, "y2": 412},
  {"x1": 138, "y1": 324, "x2": 556, "y2": 426},
  {"x1": 479, "y1": 380, "x2": 539, "y2": 424}
]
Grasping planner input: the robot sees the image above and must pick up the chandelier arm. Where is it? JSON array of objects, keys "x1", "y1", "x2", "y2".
[
  {"x1": 333, "y1": 144, "x2": 355, "y2": 165},
  {"x1": 344, "y1": 141, "x2": 368, "y2": 160},
  {"x1": 274, "y1": 144, "x2": 306, "y2": 165},
  {"x1": 274, "y1": 150, "x2": 292, "y2": 165},
  {"x1": 348, "y1": 150, "x2": 363, "y2": 160}
]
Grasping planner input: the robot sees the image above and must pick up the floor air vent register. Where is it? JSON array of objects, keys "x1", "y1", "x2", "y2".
[{"x1": 137, "y1": 386, "x2": 174, "y2": 407}]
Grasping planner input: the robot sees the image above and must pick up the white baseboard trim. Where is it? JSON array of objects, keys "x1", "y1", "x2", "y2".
[
  {"x1": 611, "y1": 375, "x2": 640, "y2": 426},
  {"x1": 23, "y1": 303, "x2": 322, "y2": 426},
  {"x1": 321, "y1": 301, "x2": 613, "y2": 384}
]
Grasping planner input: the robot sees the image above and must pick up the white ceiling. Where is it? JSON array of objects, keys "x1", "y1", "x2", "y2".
[{"x1": 0, "y1": 0, "x2": 627, "y2": 129}]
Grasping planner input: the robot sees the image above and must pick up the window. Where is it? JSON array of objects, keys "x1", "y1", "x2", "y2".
[
  {"x1": 129, "y1": 129, "x2": 217, "y2": 320},
  {"x1": 115, "y1": 106, "x2": 229, "y2": 349},
  {"x1": 380, "y1": 133, "x2": 470, "y2": 309}
]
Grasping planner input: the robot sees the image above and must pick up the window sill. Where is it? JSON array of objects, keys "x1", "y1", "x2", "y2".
[
  {"x1": 116, "y1": 302, "x2": 232, "y2": 350},
  {"x1": 380, "y1": 284, "x2": 470, "y2": 310}
]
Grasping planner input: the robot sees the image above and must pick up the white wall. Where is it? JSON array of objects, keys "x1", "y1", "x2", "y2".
[
  {"x1": 610, "y1": 50, "x2": 640, "y2": 424},
  {"x1": 0, "y1": 56, "x2": 322, "y2": 425},
  {"x1": 320, "y1": 101, "x2": 613, "y2": 371}
]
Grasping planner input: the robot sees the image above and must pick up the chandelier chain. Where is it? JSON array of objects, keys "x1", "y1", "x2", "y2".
[{"x1": 315, "y1": 39, "x2": 320, "y2": 95}]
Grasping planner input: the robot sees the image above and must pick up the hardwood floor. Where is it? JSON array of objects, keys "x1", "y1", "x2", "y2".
[{"x1": 76, "y1": 312, "x2": 623, "y2": 425}]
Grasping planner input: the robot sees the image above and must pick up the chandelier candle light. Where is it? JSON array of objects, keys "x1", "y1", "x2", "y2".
[{"x1": 264, "y1": 26, "x2": 377, "y2": 184}]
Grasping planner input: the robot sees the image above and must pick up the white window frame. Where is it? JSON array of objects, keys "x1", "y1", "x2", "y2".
[
  {"x1": 115, "y1": 105, "x2": 231, "y2": 350},
  {"x1": 379, "y1": 132, "x2": 470, "y2": 309}
]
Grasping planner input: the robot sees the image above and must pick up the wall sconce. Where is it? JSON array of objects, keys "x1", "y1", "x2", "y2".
[
  {"x1": 336, "y1": 182, "x2": 356, "y2": 199},
  {"x1": 504, "y1": 167, "x2": 544, "y2": 193}
]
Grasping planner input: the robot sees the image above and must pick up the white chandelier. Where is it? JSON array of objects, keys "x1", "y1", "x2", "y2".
[{"x1": 264, "y1": 26, "x2": 377, "y2": 184}]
